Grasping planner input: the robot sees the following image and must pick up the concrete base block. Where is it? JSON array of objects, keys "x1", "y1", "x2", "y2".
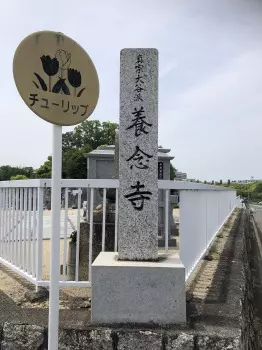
[{"x1": 91, "y1": 252, "x2": 186, "y2": 324}]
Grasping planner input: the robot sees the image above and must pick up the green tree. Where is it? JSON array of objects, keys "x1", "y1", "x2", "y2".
[
  {"x1": 10, "y1": 174, "x2": 28, "y2": 180},
  {"x1": 62, "y1": 120, "x2": 118, "y2": 152},
  {"x1": 36, "y1": 156, "x2": 52, "y2": 178},
  {"x1": 62, "y1": 147, "x2": 92, "y2": 179},
  {"x1": 227, "y1": 181, "x2": 262, "y2": 202},
  {"x1": 170, "y1": 163, "x2": 176, "y2": 180},
  {"x1": 38, "y1": 120, "x2": 119, "y2": 179},
  {"x1": 0, "y1": 165, "x2": 34, "y2": 181},
  {"x1": 62, "y1": 131, "x2": 77, "y2": 152}
]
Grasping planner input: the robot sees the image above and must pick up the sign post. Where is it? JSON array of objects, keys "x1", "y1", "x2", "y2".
[
  {"x1": 49, "y1": 123, "x2": 62, "y2": 349},
  {"x1": 13, "y1": 31, "x2": 99, "y2": 350}
]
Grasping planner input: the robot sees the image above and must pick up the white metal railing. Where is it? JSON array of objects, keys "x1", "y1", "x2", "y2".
[
  {"x1": 0, "y1": 186, "x2": 44, "y2": 287},
  {"x1": 179, "y1": 190, "x2": 239, "y2": 280},
  {"x1": 0, "y1": 179, "x2": 240, "y2": 289}
]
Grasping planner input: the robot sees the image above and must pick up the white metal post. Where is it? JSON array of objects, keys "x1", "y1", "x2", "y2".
[
  {"x1": 164, "y1": 189, "x2": 169, "y2": 253},
  {"x1": 28, "y1": 188, "x2": 32, "y2": 274},
  {"x1": 15, "y1": 189, "x2": 19, "y2": 266},
  {"x1": 75, "y1": 188, "x2": 81, "y2": 281},
  {"x1": 0, "y1": 189, "x2": 3, "y2": 257},
  {"x1": 23, "y1": 188, "x2": 27, "y2": 269},
  {"x1": 4, "y1": 188, "x2": 8, "y2": 259},
  {"x1": 19, "y1": 188, "x2": 23, "y2": 267},
  {"x1": 102, "y1": 188, "x2": 106, "y2": 252},
  {"x1": 36, "y1": 188, "x2": 44, "y2": 287},
  {"x1": 114, "y1": 189, "x2": 119, "y2": 252},
  {"x1": 11, "y1": 188, "x2": 15, "y2": 263},
  {"x1": 205, "y1": 194, "x2": 208, "y2": 250},
  {"x1": 32, "y1": 188, "x2": 37, "y2": 277},
  {"x1": 48, "y1": 125, "x2": 62, "y2": 350},
  {"x1": 62, "y1": 188, "x2": 68, "y2": 281},
  {"x1": 8, "y1": 188, "x2": 11, "y2": 261},
  {"x1": 88, "y1": 188, "x2": 94, "y2": 281}
]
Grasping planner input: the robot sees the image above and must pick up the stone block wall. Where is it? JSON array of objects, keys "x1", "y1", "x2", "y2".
[
  {"x1": 240, "y1": 212, "x2": 259, "y2": 349},
  {"x1": 0, "y1": 323, "x2": 240, "y2": 350}
]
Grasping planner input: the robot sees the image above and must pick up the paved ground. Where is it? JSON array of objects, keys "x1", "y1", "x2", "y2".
[{"x1": 42, "y1": 209, "x2": 84, "y2": 240}]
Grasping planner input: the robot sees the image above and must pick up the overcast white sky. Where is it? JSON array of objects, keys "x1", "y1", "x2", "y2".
[{"x1": 0, "y1": 0, "x2": 262, "y2": 181}]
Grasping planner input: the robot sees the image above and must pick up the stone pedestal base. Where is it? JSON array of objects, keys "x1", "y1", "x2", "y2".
[{"x1": 91, "y1": 252, "x2": 186, "y2": 324}]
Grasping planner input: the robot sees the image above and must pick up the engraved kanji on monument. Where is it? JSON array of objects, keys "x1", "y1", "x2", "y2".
[{"x1": 118, "y1": 49, "x2": 158, "y2": 261}]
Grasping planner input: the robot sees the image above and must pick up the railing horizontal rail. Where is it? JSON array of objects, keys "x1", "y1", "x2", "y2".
[
  {"x1": 0, "y1": 179, "x2": 45, "y2": 188},
  {"x1": 158, "y1": 180, "x2": 233, "y2": 191},
  {"x1": 0, "y1": 179, "x2": 233, "y2": 191},
  {"x1": 37, "y1": 280, "x2": 91, "y2": 288},
  {"x1": 0, "y1": 257, "x2": 36, "y2": 285}
]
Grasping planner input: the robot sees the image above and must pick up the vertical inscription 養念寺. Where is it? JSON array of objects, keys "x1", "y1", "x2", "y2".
[{"x1": 125, "y1": 54, "x2": 154, "y2": 211}]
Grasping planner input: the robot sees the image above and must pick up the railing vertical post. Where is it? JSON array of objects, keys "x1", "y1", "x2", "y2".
[
  {"x1": 19, "y1": 188, "x2": 23, "y2": 268},
  {"x1": 62, "y1": 188, "x2": 68, "y2": 281},
  {"x1": 86, "y1": 187, "x2": 90, "y2": 222},
  {"x1": 23, "y1": 188, "x2": 28, "y2": 270},
  {"x1": 88, "y1": 188, "x2": 94, "y2": 282},
  {"x1": 15, "y1": 188, "x2": 19, "y2": 266},
  {"x1": 114, "y1": 189, "x2": 119, "y2": 252},
  {"x1": 179, "y1": 190, "x2": 186, "y2": 277},
  {"x1": 205, "y1": 194, "x2": 208, "y2": 250},
  {"x1": 164, "y1": 189, "x2": 169, "y2": 253},
  {"x1": 0, "y1": 189, "x2": 3, "y2": 257},
  {"x1": 5, "y1": 188, "x2": 10, "y2": 260},
  {"x1": 4, "y1": 188, "x2": 8, "y2": 260},
  {"x1": 8, "y1": 188, "x2": 11, "y2": 261},
  {"x1": 11, "y1": 188, "x2": 15, "y2": 263},
  {"x1": 1, "y1": 188, "x2": 4, "y2": 256},
  {"x1": 32, "y1": 188, "x2": 37, "y2": 278},
  {"x1": 217, "y1": 195, "x2": 220, "y2": 228},
  {"x1": 28, "y1": 188, "x2": 32, "y2": 274},
  {"x1": 75, "y1": 188, "x2": 81, "y2": 281},
  {"x1": 102, "y1": 188, "x2": 107, "y2": 252},
  {"x1": 36, "y1": 187, "x2": 44, "y2": 290}
]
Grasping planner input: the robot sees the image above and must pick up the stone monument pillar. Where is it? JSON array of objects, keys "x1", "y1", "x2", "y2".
[
  {"x1": 118, "y1": 49, "x2": 158, "y2": 261},
  {"x1": 91, "y1": 49, "x2": 186, "y2": 325}
]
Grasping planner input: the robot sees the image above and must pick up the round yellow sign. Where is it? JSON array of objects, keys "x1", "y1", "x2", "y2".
[{"x1": 13, "y1": 31, "x2": 99, "y2": 126}]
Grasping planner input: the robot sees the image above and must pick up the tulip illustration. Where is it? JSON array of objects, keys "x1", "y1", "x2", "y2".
[
  {"x1": 52, "y1": 78, "x2": 70, "y2": 95},
  {"x1": 32, "y1": 51, "x2": 86, "y2": 97},
  {"x1": 55, "y1": 49, "x2": 71, "y2": 79},
  {"x1": 40, "y1": 55, "x2": 59, "y2": 92},
  {"x1": 68, "y1": 68, "x2": 85, "y2": 97}
]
